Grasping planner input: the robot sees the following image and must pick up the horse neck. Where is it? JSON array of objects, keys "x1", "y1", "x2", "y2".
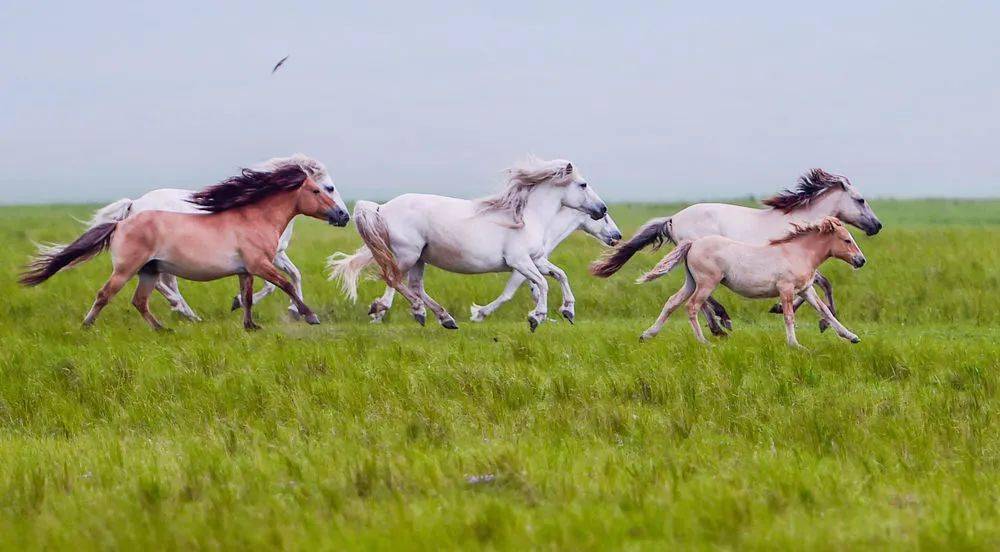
[
  {"x1": 778, "y1": 233, "x2": 832, "y2": 272},
  {"x1": 791, "y1": 190, "x2": 841, "y2": 220},
  {"x1": 522, "y1": 186, "x2": 566, "y2": 226},
  {"x1": 546, "y1": 208, "x2": 585, "y2": 245},
  {"x1": 238, "y1": 191, "x2": 300, "y2": 235}
]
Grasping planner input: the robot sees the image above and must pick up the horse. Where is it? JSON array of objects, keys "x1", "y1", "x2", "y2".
[
  {"x1": 590, "y1": 169, "x2": 882, "y2": 334},
  {"x1": 327, "y1": 157, "x2": 609, "y2": 332},
  {"x1": 632, "y1": 217, "x2": 865, "y2": 347},
  {"x1": 343, "y1": 209, "x2": 621, "y2": 325},
  {"x1": 20, "y1": 164, "x2": 350, "y2": 330},
  {"x1": 82, "y1": 154, "x2": 341, "y2": 321}
]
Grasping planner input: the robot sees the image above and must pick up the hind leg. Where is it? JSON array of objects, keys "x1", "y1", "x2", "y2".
[
  {"x1": 239, "y1": 273, "x2": 260, "y2": 330},
  {"x1": 641, "y1": 270, "x2": 695, "y2": 340},
  {"x1": 701, "y1": 301, "x2": 727, "y2": 337},
  {"x1": 368, "y1": 286, "x2": 396, "y2": 323},
  {"x1": 156, "y1": 273, "x2": 201, "y2": 321},
  {"x1": 132, "y1": 271, "x2": 166, "y2": 330},
  {"x1": 83, "y1": 270, "x2": 135, "y2": 326},
  {"x1": 706, "y1": 296, "x2": 733, "y2": 331},
  {"x1": 813, "y1": 272, "x2": 836, "y2": 333},
  {"x1": 686, "y1": 280, "x2": 720, "y2": 344},
  {"x1": 408, "y1": 261, "x2": 458, "y2": 329},
  {"x1": 506, "y1": 256, "x2": 549, "y2": 332}
]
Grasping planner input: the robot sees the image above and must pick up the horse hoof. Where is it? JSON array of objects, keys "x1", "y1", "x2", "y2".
[
  {"x1": 769, "y1": 303, "x2": 783, "y2": 314},
  {"x1": 414, "y1": 313, "x2": 426, "y2": 326},
  {"x1": 244, "y1": 322, "x2": 262, "y2": 331},
  {"x1": 721, "y1": 319, "x2": 733, "y2": 331},
  {"x1": 304, "y1": 314, "x2": 321, "y2": 325},
  {"x1": 528, "y1": 317, "x2": 539, "y2": 333},
  {"x1": 850, "y1": 336, "x2": 861, "y2": 344},
  {"x1": 368, "y1": 302, "x2": 381, "y2": 316},
  {"x1": 639, "y1": 332, "x2": 654, "y2": 341},
  {"x1": 560, "y1": 309, "x2": 575, "y2": 325},
  {"x1": 231, "y1": 297, "x2": 241, "y2": 311},
  {"x1": 819, "y1": 320, "x2": 830, "y2": 333},
  {"x1": 288, "y1": 309, "x2": 302, "y2": 321},
  {"x1": 442, "y1": 319, "x2": 459, "y2": 330}
]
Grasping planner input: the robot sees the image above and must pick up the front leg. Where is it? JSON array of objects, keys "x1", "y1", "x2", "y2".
[
  {"x1": 535, "y1": 258, "x2": 576, "y2": 324},
  {"x1": 247, "y1": 256, "x2": 321, "y2": 325},
  {"x1": 471, "y1": 272, "x2": 526, "y2": 322},
  {"x1": 506, "y1": 256, "x2": 549, "y2": 332},
  {"x1": 779, "y1": 289, "x2": 803, "y2": 348},
  {"x1": 801, "y1": 287, "x2": 859, "y2": 343},
  {"x1": 813, "y1": 271, "x2": 836, "y2": 333},
  {"x1": 238, "y1": 274, "x2": 260, "y2": 330}
]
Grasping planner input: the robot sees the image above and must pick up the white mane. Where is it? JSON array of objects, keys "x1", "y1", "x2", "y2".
[
  {"x1": 255, "y1": 153, "x2": 331, "y2": 184},
  {"x1": 478, "y1": 156, "x2": 577, "y2": 227}
]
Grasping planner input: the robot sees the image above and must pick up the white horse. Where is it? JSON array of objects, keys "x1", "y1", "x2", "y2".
[
  {"x1": 328, "y1": 157, "x2": 609, "y2": 332},
  {"x1": 84, "y1": 154, "x2": 345, "y2": 321},
  {"x1": 591, "y1": 169, "x2": 882, "y2": 334},
  {"x1": 353, "y1": 209, "x2": 621, "y2": 325}
]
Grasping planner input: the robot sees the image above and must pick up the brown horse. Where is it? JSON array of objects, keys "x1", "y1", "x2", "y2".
[
  {"x1": 20, "y1": 165, "x2": 350, "y2": 330},
  {"x1": 631, "y1": 217, "x2": 865, "y2": 347}
]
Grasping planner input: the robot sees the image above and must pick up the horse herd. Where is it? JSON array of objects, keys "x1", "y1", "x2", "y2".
[{"x1": 19, "y1": 154, "x2": 883, "y2": 347}]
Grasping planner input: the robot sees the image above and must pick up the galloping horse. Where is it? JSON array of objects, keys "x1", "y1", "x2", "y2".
[
  {"x1": 82, "y1": 154, "x2": 341, "y2": 321},
  {"x1": 341, "y1": 208, "x2": 622, "y2": 325},
  {"x1": 20, "y1": 165, "x2": 350, "y2": 330},
  {"x1": 631, "y1": 217, "x2": 866, "y2": 347},
  {"x1": 328, "y1": 157, "x2": 609, "y2": 331},
  {"x1": 591, "y1": 169, "x2": 882, "y2": 334}
]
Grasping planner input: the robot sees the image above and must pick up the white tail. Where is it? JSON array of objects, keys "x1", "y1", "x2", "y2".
[
  {"x1": 85, "y1": 198, "x2": 133, "y2": 228},
  {"x1": 326, "y1": 247, "x2": 375, "y2": 302},
  {"x1": 637, "y1": 241, "x2": 693, "y2": 283},
  {"x1": 352, "y1": 200, "x2": 403, "y2": 287}
]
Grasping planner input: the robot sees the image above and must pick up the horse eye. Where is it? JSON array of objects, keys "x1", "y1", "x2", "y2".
[
  {"x1": 324, "y1": 185, "x2": 335, "y2": 193},
  {"x1": 857, "y1": 198, "x2": 865, "y2": 204},
  {"x1": 312, "y1": 189, "x2": 321, "y2": 194},
  {"x1": 579, "y1": 182, "x2": 588, "y2": 188}
]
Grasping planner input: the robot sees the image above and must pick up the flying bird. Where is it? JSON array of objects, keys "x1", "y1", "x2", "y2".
[{"x1": 271, "y1": 55, "x2": 289, "y2": 74}]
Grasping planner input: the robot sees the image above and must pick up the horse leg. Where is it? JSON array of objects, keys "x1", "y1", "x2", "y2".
[
  {"x1": 801, "y1": 287, "x2": 859, "y2": 343},
  {"x1": 535, "y1": 258, "x2": 576, "y2": 324},
  {"x1": 155, "y1": 273, "x2": 201, "y2": 321},
  {"x1": 506, "y1": 256, "x2": 549, "y2": 332},
  {"x1": 83, "y1": 269, "x2": 135, "y2": 327},
  {"x1": 641, "y1": 270, "x2": 695, "y2": 340},
  {"x1": 706, "y1": 296, "x2": 733, "y2": 331},
  {"x1": 408, "y1": 261, "x2": 458, "y2": 329},
  {"x1": 238, "y1": 273, "x2": 260, "y2": 330},
  {"x1": 368, "y1": 286, "x2": 396, "y2": 323},
  {"x1": 248, "y1": 258, "x2": 321, "y2": 325},
  {"x1": 779, "y1": 288, "x2": 802, "y2": 348},
  {"x1": 272, "y1": 250, "x2": 304, "y2": 319},
  {"x1": 131, "y1": 271, "x2": 166, "y2": 331},
  {"x1": 686, "y1": 278, "x2": 719, "y2": 344},
  {"x1": 701, "y1": 301, "x2": 727, "y2": 337},
  {"x1": 814, "y1": 271, "x2": 836, "y2": 333},
  {"x1": 471, "y1": 272, "x2": 526, "y2": 322}
]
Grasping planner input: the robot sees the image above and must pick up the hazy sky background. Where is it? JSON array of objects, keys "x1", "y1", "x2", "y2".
[{"x1": 2, "y1": 1, "x2": 998, "y2": 204}]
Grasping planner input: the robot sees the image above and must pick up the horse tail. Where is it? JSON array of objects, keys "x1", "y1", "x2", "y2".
[
  {"x1": 637, "y1": 240, "x2": 692, "y2": 283},
  {"x1": 19, "y1": 223, "x2": 117, "y2": 286},
  {"x1": 590, "y1": 217, "x2": 673, "y2": 277},
  {"x1": 85, "y1": 198, "x2": 133, "y2": 228},
  {"x1": 326, "y1": 246, "x2": 375, "y2": 302},
  {"x1": 352, "y1": 200, "x2": 403, "y2": 287}
]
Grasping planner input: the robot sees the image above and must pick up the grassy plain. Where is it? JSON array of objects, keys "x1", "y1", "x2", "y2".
[{"x1": 0, "y1": 200, "x2": 997, "y2": 549}]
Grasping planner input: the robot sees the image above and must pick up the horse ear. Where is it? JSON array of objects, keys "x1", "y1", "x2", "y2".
[{"x1": 565, "y1": 163, "x2": 573, "y2": 175}]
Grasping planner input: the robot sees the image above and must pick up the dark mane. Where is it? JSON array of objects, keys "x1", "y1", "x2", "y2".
[
  {"x1": 762, "y1": 169, "x2": 849, "y2": 212},
  {"x1": 188, "y1": 165, "x2": 308, "y2": 212}
]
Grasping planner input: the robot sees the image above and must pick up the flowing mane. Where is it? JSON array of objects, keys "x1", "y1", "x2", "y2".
[
  {"x1": 762, "y1": 169, "x2": 849, "y2": 212},
  {"x1": 770, "y1": 217, "x2": 843, "y2": 244},
  {"x1": 478, "y1": 156, "x2": 576, "y2": 227},
  {"x1": 189, "y1": 164, "x2": 308, "y2": 212}
]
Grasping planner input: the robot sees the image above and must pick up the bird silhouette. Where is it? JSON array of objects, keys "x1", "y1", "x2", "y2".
[{"x1": 271, "y1": 55, "x2": 289, "y2": 74}]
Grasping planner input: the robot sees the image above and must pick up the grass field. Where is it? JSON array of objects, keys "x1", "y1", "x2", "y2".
[{"x1": 1, "y1": 200, "x2": 998, "y2": 549}]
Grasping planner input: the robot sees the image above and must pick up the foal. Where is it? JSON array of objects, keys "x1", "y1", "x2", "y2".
[
  {"x1": 634, "y1": 217, "x2": 865, "y2": 347},
  {"x1": 20, "y1": 165, "x2": 349, "y2": 330}
]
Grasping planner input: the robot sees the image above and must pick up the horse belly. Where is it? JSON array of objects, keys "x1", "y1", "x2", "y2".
[
  {"x1": 155, "y1": 251, "x2": 245, "y2": 281},
  {"x1": 422, "y1": 243, "x2": 505, "y2": 273}
]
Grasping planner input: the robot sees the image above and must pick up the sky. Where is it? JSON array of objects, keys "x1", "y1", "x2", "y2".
[{"x1": 1, "y1": 1, "x2": 998, "y2": 204}]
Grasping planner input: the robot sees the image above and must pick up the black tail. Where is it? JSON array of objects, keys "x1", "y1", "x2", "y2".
[
  {"x1": 590, "y1": 217, "x2": 673, "y2": 278},
  {"x1": 19, "y1": 223, "x2": 117, "y2": 286}
]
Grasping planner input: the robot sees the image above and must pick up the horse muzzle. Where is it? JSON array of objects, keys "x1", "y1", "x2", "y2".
[
  {"x1": 865, "y1": 220, "x2": 883, "y2": 236},
  {"x1": 326, "y1": 208, "x2": 350, "y2": 227},
  {"x1": 852, "y1": 255, "x2": 867, "y2": 268},
  {"x1": 605, "y1": 230, "x2": 622, "y2": 246},
  {"x1": 588, "y1": 203, "x2": 608, "y2": 221}
]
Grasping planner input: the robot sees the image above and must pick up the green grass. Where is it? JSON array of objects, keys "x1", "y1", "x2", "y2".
[{"x1": 0, "y1": 200, "x2": 998, "y2": 549}]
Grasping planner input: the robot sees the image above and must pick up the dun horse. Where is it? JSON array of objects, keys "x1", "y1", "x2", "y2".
[
  {"x1": 82, "y1": 154, "x2": 342, "y2": 321},
  {"x1": 591, "y1": 169, "x2": 881, "y2": 334},
  {"x1": 20, "y1": 165, "x2": 350, "y2": 330},
  {"x1": 328, "y1": 157, "x2": 609, "y2": 331},
  {"x1": 630, "y1": 217, "x2": 865, "y2": 347}
]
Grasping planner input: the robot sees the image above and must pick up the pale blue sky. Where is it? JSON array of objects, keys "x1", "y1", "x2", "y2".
[{"x1": 1, "y1": 1, "x2": 998, "y2": 203}]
